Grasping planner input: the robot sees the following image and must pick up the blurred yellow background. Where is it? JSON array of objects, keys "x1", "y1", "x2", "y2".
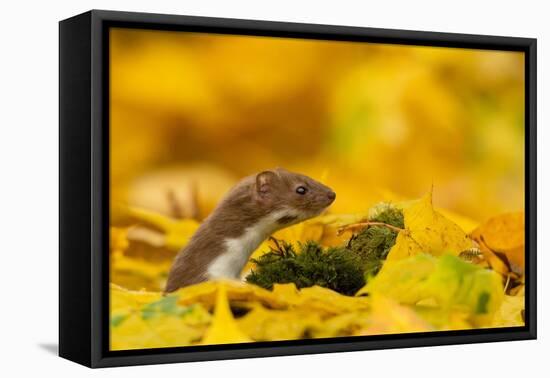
[{"x1": 109, "y1": 27, "x2": 525, "y2": 225}]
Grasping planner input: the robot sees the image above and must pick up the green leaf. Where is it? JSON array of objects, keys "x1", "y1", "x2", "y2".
[
  {"x1": 359, "y1": 254, "x2": 504, "y2": 325},
  {"x1": 111, "y1": 313, "x2": 128, "y2": 327},
  {"x1": 141, "y1": 295, "x2": 193, "y2": 320}
]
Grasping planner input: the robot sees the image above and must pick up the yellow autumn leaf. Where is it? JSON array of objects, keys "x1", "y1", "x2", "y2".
[
  {"x1": 111, "y1": 313, "x2": 159, "y2": 350},
  {"x1": 436, "y1": 208, "x2": 479, "y2": 234},
  {"x1": 273, "y1": 219, "x2": 325, "y2": 243},
  {"x1": 291, "y1": 284, "x2": 370, "y2": 316},
  {"x1": 112, "y1": 254, "x2": 171, "y2": 278},
  {"x1": 126, "y1": 206, "x2": 200, "y2": 250},
  {"x1": 413, "y1": 306, "x2": 473, "y2": 331},
  {"x1": 509, "y1": 283, "x2": 525, "y2": 296},
  {"x1": 314, "y1": 212, "x2": 370, "y2": 246},
  {"x1": 125, "y1": 164, "x2": 239, "y2": 220},
  {"x1": 110, "y1": 285, "x2": 211, "y2": 350},
  {"x1": 110, "y1": 227, "x2": 130, "y2": 254},
  {"x1": 111, "y1": 253, "x2": 172, "y2": 291},
  {"x1": 491, "y1": 294, "x2": 525, "y2": 328},
  {"x1": 201, "y1": 284, "x2": 252, "y2": 345},
  {"x1": 111, "y1": 313, "x2": 206, "y2": 350},
  {"x1": 387, "y1": 192, "x2": 473, "y2": 261},
  {"x1": 356, "y1": 294, "x2": 434, "y2": 336},
  {"x1": 237, "y1": 306, "x2": 322, "y2": 341},
  {"x1": 175, "y1": 281, "x2": 372, "y2": 323},
  {"x1": 176, "y1": 280, "x2": 288, "y2": 310},
  {"x1": 310, "y1": 312, "x2": 371, "y2": 338},
  {"x1": 110, "y1": 283, "x2": 163, "y2": 312},
  {"x1": 270, "y1": 283, "x2": 370, "y2": 316},
  {"x1": 470, "y1": 212, "x2": 525, "y2": 276},
  {"x1": 270, "y1": 282, "x2": 302, "y2": 305}
]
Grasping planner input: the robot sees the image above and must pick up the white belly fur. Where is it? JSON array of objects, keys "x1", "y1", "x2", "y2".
[{"x1": 207, "y1": 209, "x2": 293, "y2": 279}]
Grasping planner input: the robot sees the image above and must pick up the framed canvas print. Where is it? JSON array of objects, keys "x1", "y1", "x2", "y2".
[{"x1": 59, "y1": 10, "x2": 537, "y2": 368}]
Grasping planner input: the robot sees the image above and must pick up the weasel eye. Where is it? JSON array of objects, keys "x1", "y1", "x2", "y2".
[{"x1": 296, "y1": 186, "x2": 308, "y2": 195}]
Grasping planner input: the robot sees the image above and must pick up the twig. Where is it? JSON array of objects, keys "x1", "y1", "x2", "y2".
[
  {"x1": 337, "y1": 221, "x2": 405, "y2": 236},
  {"x1": 503, "y1": 274, "x2": 512, "y2": 294},
  {"x1": 166, "y1": 189, "x2": 184, "y2": 219},
  {"x1": 268, "y1": 236, "x2": 284, "y2": 252},
  {"x1": 166, "y1": 182, "x2": 200, "y2": 221}
]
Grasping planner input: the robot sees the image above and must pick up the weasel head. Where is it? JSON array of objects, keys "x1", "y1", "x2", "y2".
[{"x1": 254, "y1": 167, "x2": 336, "y2": 226}]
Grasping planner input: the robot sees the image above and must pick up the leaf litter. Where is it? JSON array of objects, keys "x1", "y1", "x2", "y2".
[{"x1": 110, "y1": 191, "x2": 525, "y2": 350}]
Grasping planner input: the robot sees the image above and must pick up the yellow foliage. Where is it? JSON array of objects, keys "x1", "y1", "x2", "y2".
[
  {"x1": 111, "y1": 313, "x2": 204, "y2": 350},
  {"x1": 309, "y1": 312, "x2": 370, "y2": 338},
  {"x1": 283, "y1": 284, "x2": 370, "y2": 316},
  {"x1": 238, "y1": 306, "x2": 322, "y2": 341},
  {"x1": 109, "y1": 194, "x2": 525, "y2": 350},
  {"x1": 176, "y1": 280, "x2": 288, "y2": 310},
  {"x1": 491, "y1": 294, "x2": 525, "y2": 328},
  {"x1": 470, "y1": 212, "x2": 525, "y2": 277},
  {"x1": 125, "y1": 164, "x2": 239, "y2": 220},
  {"x1": 109, "y1": 28, "x2": 525, "y2": 224},
  {"x1": 107, "y1": 29, "x2": 526, "y2": 350},
  {"x1": 111, "y1": 283, "x2": 162, "y2": 312},
  {"x1": 361, "y1": 254, "x2": 504, "y2": 326},
  {"x1": 110, "y1": 227, "x2": 129, "y2": 254},
  {"x1": 110, "y1": 285, "x2": 211, "y2": 350},
  {"x1": 201, "y1": 285, "x2": 252, "y2": 345},
  {"x1": 357, "y1": 295, "x2": 434, "y2": 335},
  {"x1": 387, "y1": 192, "x2": 473, "y2": 261},
  {"x1": 126, "y1": 206, "x2": 200, "y2": 250}
]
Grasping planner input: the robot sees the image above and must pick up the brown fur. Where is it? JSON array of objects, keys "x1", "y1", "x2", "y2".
[{"x1": 164, "y1": 167, "x2": 335, "y2": 293}]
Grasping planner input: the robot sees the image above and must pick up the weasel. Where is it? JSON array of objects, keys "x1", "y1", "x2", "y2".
[{"x1": 164, "y1": 167, "x2": 336, "y2": 293}]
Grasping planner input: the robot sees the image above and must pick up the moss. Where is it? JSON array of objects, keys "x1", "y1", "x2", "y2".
[
  {"x1": 370, "y1": 204, "x2": 405, "y2": 229},
  {"x1": 348, "y1": 205, "x2": 404, "y2": 277},
  {"x1": 245, "y1": 204, "x2": 404, "y2": 296},
  {"x1": 246, "y1": 241, "x2": 365, "y2": 296}
]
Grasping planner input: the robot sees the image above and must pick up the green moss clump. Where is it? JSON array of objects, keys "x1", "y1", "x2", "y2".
[
  {"x1": 349, "y1": 226, "x2": 396, "y2": 276},
  {"x1": 369, "y1": 204, "x2": 405, "y2": 229},
  {"x1": 245, "y1": 204, "x2": 404, "y2": 296},
  {"x1": 348, "y1": 205, "x2": 404, "y2": 276},
  {"x1": 245, "y1": 240, "x2": 365, "y2": 296}
]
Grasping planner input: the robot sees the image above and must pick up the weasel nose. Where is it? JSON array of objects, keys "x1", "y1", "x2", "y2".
[{"x1": 327, "y1": 191, "x2": 336, "y2": 201}]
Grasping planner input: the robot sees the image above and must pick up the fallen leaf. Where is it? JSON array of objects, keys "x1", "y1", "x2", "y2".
[
  {"x1": 111, "y1": 254, "x2": 172, "y2": 291},
  {"x1": 176, "y1": 280, "x2": 288, "y2": 310},
  {"x1": 386, "y1": 192, "x2": 473, "y2": 261},
  {"x1": 111, "y1": 312, "x2": 205, "y2": 350},
  {"x1": 413, "y1": 306, "x2": 472, "y2": 331},
  {"x1": 201, "y1": 284, "x2": 252, "y2": 345},
  {"x1": 356, "y1": 253, "x2": 436, "y2": 300},
  {"x1": 356, "y1": 294, "x2": 434, "y2": 335},
  {"x1": 436, "y1": 208, "x2": 480, "y2": 234},
  {"x1": 110, "y1": 227, "x2": 130, "y2": 254},
  {"x1": 110, "y1": 283, "x2": 163, "y2": 312},
  {"x1": 126, "y1": 206, "x2": 200, "y2": 250},
  {"x1": 310, "y1": 312, "x2": 370, "y2": 338},
  {"x1": 360, "y1": 254, "x2": 504, "y2": 326},
  {"x1": 110, "y1": 285, "x2": 211, "y2": 350},
  {"x1": 313, "y1": 212, "x2": 370, "y2": 246},
  {"x1": 470, "y1": 212, "x2": 525, "y2": 276},
  {"x1": 237, "y1": 306, "x2": 322, "y2": 341},
  {"x1": 268, "y1": 283, "x2": 371, "y2": 316},
  {"x1": 491, "y1": 294, "x2": 525, "y2": 328}
]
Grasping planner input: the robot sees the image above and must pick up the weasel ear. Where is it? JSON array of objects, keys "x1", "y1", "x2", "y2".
[{"x1": 255, "y1": 170, "x2": 277, "y2": 197}]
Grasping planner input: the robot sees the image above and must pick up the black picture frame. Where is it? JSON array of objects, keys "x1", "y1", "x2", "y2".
[{"x1": 59, "y1": 9, "x2": 537, "y2": 368}]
